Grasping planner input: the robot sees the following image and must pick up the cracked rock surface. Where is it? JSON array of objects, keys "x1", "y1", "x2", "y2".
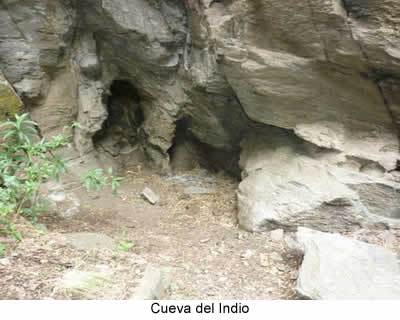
[
  {"x1": 296, "y1": 227, "x2": 400, "y2": 299},
  {"x1": 1, "y1": 0, "x2": 400, "y2": 232}
]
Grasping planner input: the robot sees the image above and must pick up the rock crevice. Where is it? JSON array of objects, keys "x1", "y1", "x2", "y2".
[{"x1": 1, "y1": 0, "x2": 400, "y2": 232}]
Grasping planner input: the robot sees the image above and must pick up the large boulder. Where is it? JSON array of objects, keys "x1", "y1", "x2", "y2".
[
  {"x1": 191, "y1": 0, "x2": 400, "y2": 231},
  {"x1": 1, "y1": 0, "x2": 400, "y2": 228},
  {"x1": 223, "y1": 46, "x2": 398, "y2": 169},
  {"x1": 237, "y1": 127, "x2": 400, "y2": 232},
  {"x1": 295, "y1": 227, "x2": 400, "y2": 299}
]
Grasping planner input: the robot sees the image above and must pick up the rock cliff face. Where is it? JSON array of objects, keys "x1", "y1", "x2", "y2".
[{"x1": 1, "y1": 0, "x2": 400, "y2": 232}]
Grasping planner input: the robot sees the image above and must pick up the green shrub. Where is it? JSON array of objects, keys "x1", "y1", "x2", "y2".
[
  {"x1": 82, "y1": 168, "x2": 123, "y2": 196},
  {"x1": 0, "y1": 113, "x2": 123, "y2": 239}
]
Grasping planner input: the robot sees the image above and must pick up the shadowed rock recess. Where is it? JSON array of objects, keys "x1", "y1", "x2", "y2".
[{"x1": 1, "y1": 0, "x2": 400, "y2": 234}]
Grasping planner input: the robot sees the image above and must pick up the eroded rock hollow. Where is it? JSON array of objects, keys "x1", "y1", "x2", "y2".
[{"x1": 1, "y1": 0, "x2": 400, "y2": 232}]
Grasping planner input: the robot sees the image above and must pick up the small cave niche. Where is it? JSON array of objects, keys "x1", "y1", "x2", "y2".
[
  {"x1": 209, "y1": 0, "x2": 232, "y2": 8},
  {"x1": 94, "y1": 80, "x2": 144, "y2": 157},
  {"x1": 168, "y1": 118, "x2": 241, "y2": 179}
]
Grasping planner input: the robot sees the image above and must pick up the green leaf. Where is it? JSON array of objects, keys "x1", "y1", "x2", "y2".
[
  {"x1": 11, "y1": 231, "x2": 22, "y2": 242},
  {"x1": 119, "y1": 240, "x2": 134, "y2": 252},
  {"x1": 0, "y1": 112, "x2": 124, "y2": 240}
]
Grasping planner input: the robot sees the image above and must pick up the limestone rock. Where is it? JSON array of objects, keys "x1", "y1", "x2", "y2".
[
  {"x1": 237, "y1": 127, "x2": 400, "y2": 232},
  {"x1": 40, "y1": 182, "x2": 81, "y2": 218},
  {"x1": 74, "y1": 81, "x2": 107, "y2": 155},
  {"x1": 133, "y1": 265, "x2": 171, "y2": 300},
  {"x1": 296, "y1": 227, "x2": 400, "y2": 299},
  {"x1": 64, "y1": 232, "x2": 116, "y2": 251},
  {"x1": 141, "y1": 187, "x2": 159, "y2": 205},
  {"x1": 224, "y1": 46, "x2": 398, "y2": 169},
  {"x1": 379, "y1": 78, "x2": 400, "y2": 137},
  {"x1": 79, "y1": 55, "x2": 101, "y2": 80},
  {"x1": 1, "y1": 0, "x2": 400, "y2": 236},
  {"x1": 284, "y1": 234, "x2": 304, "y2": 257}
]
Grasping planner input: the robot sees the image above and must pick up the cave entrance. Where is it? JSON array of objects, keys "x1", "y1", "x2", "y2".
[
  {"x1": 94, "y1": 80, "x2": 144, "y2": 157},
  {"x1": 168, "y1": 118, "x2": 241, "y2": 179}
]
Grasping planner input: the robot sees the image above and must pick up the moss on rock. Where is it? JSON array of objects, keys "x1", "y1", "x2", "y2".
[{"x1": 0, "y1": 71, "x2": 23, "y2": 120}]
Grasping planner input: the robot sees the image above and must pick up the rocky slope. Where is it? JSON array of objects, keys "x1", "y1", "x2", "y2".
[{"x1": 1, "y1": 0, "x2": 400, "y2": 232}]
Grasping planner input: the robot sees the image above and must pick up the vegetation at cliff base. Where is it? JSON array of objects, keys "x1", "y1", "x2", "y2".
[{"x1": 0, "y1": 113, "x2": 122, "y2": 240}]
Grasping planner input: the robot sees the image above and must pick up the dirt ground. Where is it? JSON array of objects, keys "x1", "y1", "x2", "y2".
[
  {"x1": 0, "y1": 166, "x2": 302, "y2": 299},
  {"x1": 1, "y1": 165, "x2": 399, "y2": 300}
]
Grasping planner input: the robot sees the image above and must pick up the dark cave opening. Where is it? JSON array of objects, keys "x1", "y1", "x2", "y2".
[
  {"x1": 168, "y1": 118, "x2": 241, "y2": 179},
  {"x1": 94, "y1": 80, "x2": 144, "y2": 157},
  {"x1": 167, "y1": 118, "x2": 189, "y2": 167}
]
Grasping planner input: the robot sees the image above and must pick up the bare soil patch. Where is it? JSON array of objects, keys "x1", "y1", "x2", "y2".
[
  {"x1": 5, "y1": 166, "x2": 398, "y2": 299},
  {"x1": 1, "y1": 167, "x2": 301, "y2": 299}
]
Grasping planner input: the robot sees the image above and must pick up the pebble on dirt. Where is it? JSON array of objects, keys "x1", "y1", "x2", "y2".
[
  {"x1": 141, "y1": 187, "x2": 160, "y2": 205},
  {"x1": 0, "y1": 258, "x2": 11, "y2": 266},
  {"x1": 133, "y1": 265, "x2": 171, "y2": 300}
]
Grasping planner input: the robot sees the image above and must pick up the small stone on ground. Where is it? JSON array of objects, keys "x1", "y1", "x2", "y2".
[
  {"x1": 133, "y1": 265, "x2": 172, "y2": 300},
  {"x1": 141, "y1": 187, "x2": 159, "y2": 205},
  {"x1": 64, "y1": 232, "x2": 116, "y2": 251}
]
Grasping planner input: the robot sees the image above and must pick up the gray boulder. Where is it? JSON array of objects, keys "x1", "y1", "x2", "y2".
[
  {"x1": 237, "y1": 127, "x2": 400, "y2": 232},
  {"x1": 64, "y1": 232, "x2": 116, "y2": 251},
  {"x1": 296, "y1": 227, "x2": 400, "y2": 299},
  {"x1": 40, "y1": 182, "x2": 81, "y2": 218},
  {"x1": 1, "y1": 0, "x2": 400, "y2": 236},
  {"x1": 133, "y1": 265, "x2": 172, "y2": 300}
]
